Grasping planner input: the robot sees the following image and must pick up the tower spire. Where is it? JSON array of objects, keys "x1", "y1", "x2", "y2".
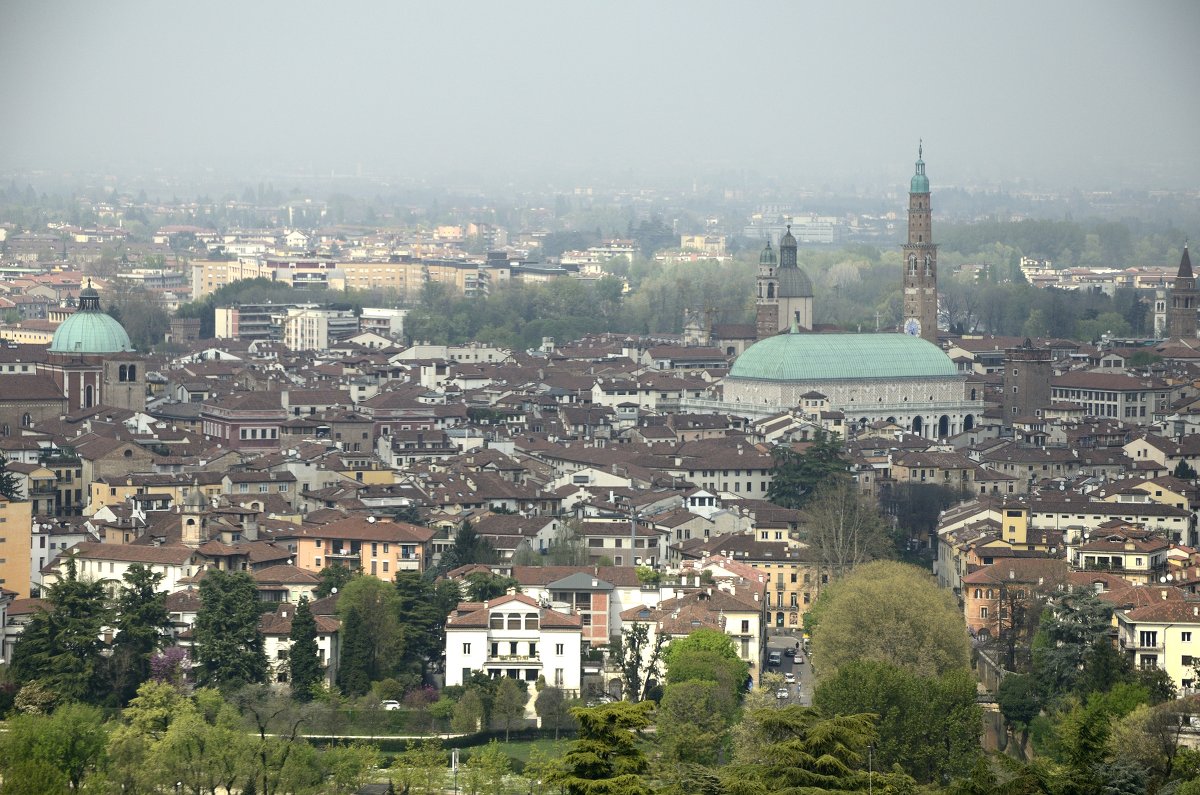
[{"x1": 901, "y1": 146, "x2": 937, "y2": 343}]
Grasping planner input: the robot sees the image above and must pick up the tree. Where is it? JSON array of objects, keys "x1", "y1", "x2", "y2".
[
  {"x1": 535, "y1": 685, "x2": 576, "y2": 740},
  {"x1": 464, "y1": 571, "x2": 520, "y2": 601},
  {"x1": 193, "y1": 569, "x2": 267, "y2": 690},
  {"x1": 1031, "y1": 588, "x2": 1116, "y2": 703},
  {"x1": 1108, "y1": 697, "x2": 1199, "y2": 793},
  {"x1": 492, "y1": 676, "x2": 528, "y2": 741},
  {"x1": 451, "y1": 688, "x2": 485, "y2": 733},
  {"x1": 997, "y1": 673, "x2": 1041, "y2": 730},
  {"x1": 109, "y1": 563, "x2": 173, "y2": 704},
  {"x1": 0, "y1": 703, "x2": 109, "y2": 791},
  {"x1": 1175, "y1": 460, "x2": 1198, "y2": 481},
  {"x1": 1053, "y1": 697, "x2": 1112, "y2": 791},
  {"x1": 553, "y1": 701, "x2": 655, "y2": 795},
  {"x1": 811, "y1": 560, "x2": 969, "y2": 680},
  {"x1": 314, "y1": 564, "x2": 355, "y2": 599},
  {"x1": 617, "y1": 622, "x2": 666, "y2": 702},
  {"x1": 656, "y1": 680, "x2": 733, "y2": 766},
  {"x1": 337, "y1": 575, "x2": 402, "y2": 683},
  {"x1": 804, "y1": 479, "x2": 892, "y2": 579},
  {"x1": 236, "y1": 684, "x2": 318, "y2": 795},
  {"x1": 723, "y1": 705, "x2": 915, "y2": 794},
  {"x1": 766, "y1": 430, "x2": 848, "y2": 508},
  {"x1": 0, "y1": 454, "x2": 21, "y2": 500},
  {"x1": 546, "y1": 519, "x2": 591, "y2": 566},
  {"x1": 10, "y1": 555, "x2": 110, "y2": 703},
  {"x1": 814, "y1": 660, "x2": 982, "y2": 784},
  {"x1": 882, "y1": 482, "x2": 965, "y2": 553},
  {"x1": 663, "y1": 628, "x2": 748, "y2": 706},
  {"x1": 324, "y1": 742, "x2": 381, "y2": 794},
  {"x1": 288, "y1": 596, "x2": 322, "y2": 702},
  {"x1": 438, "y1": 520, "x2": 497, "y2": 573},
  {"x1": 461, "y1": 740, "x2": 512, "y2": 795},
  {"x1": 522, "y1": 746, "x2": 565, "y2": 795},
  {"x1": 336, "y1": 606, "x2": 372, "y2": 697},
  {"x1": 393, "y1": 571, "x2": 460, "y2": 676},
  {"x1": 391, "y1": 737, "x2": 446, "y2": 795}
]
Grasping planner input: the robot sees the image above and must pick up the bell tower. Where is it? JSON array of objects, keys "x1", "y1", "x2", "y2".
[
  {"x1": 1168, "y1": 243, "x2": 1197, "y2": 339},
  {"x1": 755, "y1": 239, "x2": 779, "y2": 340},
  {"x1": 902, "y1": 142, "x2": 938, "y2": 343}
]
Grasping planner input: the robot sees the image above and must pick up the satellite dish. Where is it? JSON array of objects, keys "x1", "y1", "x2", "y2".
[
  {"x1": 331, "y1": 587, "x2": 337, "y2": 594},
  {"x1": 367, "y1": 516, "x2": 377, "y2": 523}
]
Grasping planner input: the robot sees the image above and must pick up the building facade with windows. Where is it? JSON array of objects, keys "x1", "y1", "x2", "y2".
[
  {"x1": 1115, "y1": 600, "x2": 1200, "y2": 692},
  {"x1": 280, "y1": 516, "x2": 435, "y2": 577},
  {"x1": 445, "y1": 594, "x2": 583, "y2": 693}
]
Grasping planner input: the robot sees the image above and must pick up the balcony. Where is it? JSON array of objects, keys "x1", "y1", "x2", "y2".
[
  {"x1": 486, "y1": 654, "x2": 541, "y2": 664},
  {"x1": 326, "y1": 549, "x2": 360, "y2": 560}
]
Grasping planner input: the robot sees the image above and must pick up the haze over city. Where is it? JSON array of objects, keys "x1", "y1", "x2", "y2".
[{"x1": 2, "y1": 0, "x2": 1198, "y2": 190}]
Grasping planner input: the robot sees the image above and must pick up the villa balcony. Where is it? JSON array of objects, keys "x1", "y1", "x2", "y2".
[{"x1": 485, "y1": 654, "x2": 541, "y2": 664}]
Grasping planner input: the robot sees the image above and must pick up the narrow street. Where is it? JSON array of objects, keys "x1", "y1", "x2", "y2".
[{"x1": 765, "y1": 633, "x2": 812, "y2": 706}]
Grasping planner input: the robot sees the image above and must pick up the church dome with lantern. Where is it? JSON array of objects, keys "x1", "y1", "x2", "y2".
[{"x1": 49, "y1": 282, "x2": 134, "y2": 354}]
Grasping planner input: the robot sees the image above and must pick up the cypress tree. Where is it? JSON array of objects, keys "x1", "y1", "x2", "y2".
[
  {"x1": 194, "y1": 569, "x2": 267, "y2": 690},
  {"x1": 336, "y1": 606, "x2": 372, "y2": 697},
  {"x1": 0, "y1": 455, "x2": 20, "y2": 500},
  {"x1": 110, "y1": 563, "x2": 173, "y2": 702},
  {"x1": 288, "y1": 596, "x2": 322, "y2": 701}
]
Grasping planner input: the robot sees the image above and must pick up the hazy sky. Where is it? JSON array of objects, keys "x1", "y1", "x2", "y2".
[{"x1": 2, "y1": 1, "x2": 1197, "y2": 189}]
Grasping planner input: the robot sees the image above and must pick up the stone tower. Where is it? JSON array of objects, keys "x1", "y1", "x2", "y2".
[
  {"x1": 181, "y1": 480, "x2": 207, "y2": 548},
  {"x1": 902, "y1": 142, "x2": 938, "y2": 343},
  {"x1": 756, "y1": 227, "x2": 814, "y2": 340},
  {"x1": 1168, "y1": 243, "x2": 1196, "y2": 339},
  {"x1": 1002, "y1": 339, "x2": 1052, "y2": 423},
  {"x1": 755, "y1": 239, "x2": 779, "y2": 340}
]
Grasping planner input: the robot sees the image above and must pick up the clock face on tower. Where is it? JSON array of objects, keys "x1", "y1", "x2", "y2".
[{"x1": 904, "y1": 318, "x2": 921, "y2": 336}]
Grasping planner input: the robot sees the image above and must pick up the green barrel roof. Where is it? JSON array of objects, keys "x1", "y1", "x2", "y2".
[
  {"x1": 49, "y1": 310, "x2": 133, "y2": 354},
  {"x1": 728, "y1": 331, "x2": 956, "y2": 382}
]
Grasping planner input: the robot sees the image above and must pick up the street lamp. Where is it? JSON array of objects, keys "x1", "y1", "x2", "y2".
[{"x1": 868, "y1": 743, "x2": 873, "y2": 795}]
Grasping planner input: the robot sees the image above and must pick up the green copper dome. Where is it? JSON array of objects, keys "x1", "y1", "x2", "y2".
[
  {"x1": 729, "y1": 331, "x2": 956, "y2": 382},
  {"x1": 49, "y1": 284, "x2": 134, "y2": 354},
  {"x1": 759, "y1": 240, "x2": 777, "y2": 266},
  {"x1": 910, "y1": 142, "x2": 929, "y2": 193}
]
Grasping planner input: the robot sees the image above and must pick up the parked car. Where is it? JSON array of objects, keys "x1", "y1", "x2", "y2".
[
  {"x1": 768, "y1": 651, "x2": 782, "y2": 666},
  {"x1": 784, "y1": 671, "x2": 796, "y2": 683},
  {"x1": 785, "y1": 647, "x2": 796, "y2": 657},
  {"x1": 380, "y1": 700, "x2": 400, "y2": 711},
  {"x1": 776, "y1": 687, "x2": 790, "y2": 699},
  {"x1": 796, "y1": 654, "x2": 805, "y2": 664}
]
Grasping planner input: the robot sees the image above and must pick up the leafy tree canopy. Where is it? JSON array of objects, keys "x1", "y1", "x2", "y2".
[
  {"x1": 766, "y1": 430, "x2": 848, "y2": 508},
  {"x1": 811, "y1": 560, "x2": 970, "y2": 680}
]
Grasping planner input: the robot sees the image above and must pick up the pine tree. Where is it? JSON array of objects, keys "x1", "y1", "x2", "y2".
[
  {"x1": 110, "y1": 564, "x2": 173, "y2": 703},
  {"x1": 193, "y1": 569, "x2": 267, "y2": 690},
  {"x1": 336, "y1": 606, "x2": 372, "y2": 697},
  {"x1": 288, "y1": 596, "x2": 322, "y2": 702},
  {"x1": 0, "y1": 454, "x2": 21, "y2": 500},
  {"x1": 10, "y1": 555, "x2": 110, "y2": 703}
]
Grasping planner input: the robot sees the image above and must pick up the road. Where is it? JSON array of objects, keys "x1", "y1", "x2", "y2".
[{"x1": 764, "y1": 633, "x2": 812, "y2": 705}]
